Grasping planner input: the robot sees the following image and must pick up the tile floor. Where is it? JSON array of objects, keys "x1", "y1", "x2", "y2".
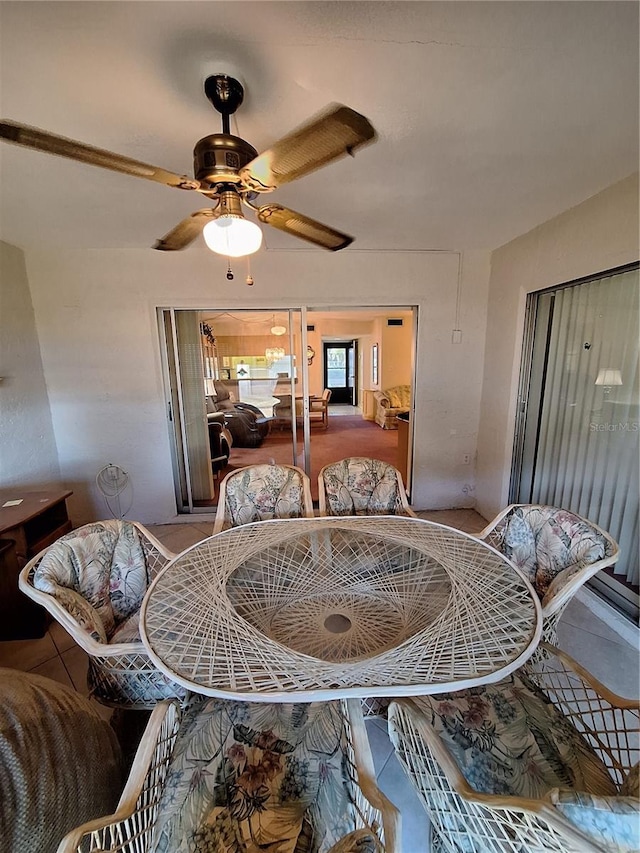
[{"x1": 1, "y1": 509, "x2": 638, "y2": 852}]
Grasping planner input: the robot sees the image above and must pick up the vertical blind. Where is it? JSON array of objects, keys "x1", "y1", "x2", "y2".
[{"x1": 518, "y1": 266, "x2": 639, "y2": 602}]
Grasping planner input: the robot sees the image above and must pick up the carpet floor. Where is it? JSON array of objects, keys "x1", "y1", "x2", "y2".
[{"x1": 226, "y1": 414, "x2": 400, "y2": 502}]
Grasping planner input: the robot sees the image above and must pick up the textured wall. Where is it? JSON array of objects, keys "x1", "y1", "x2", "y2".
[
  {"x1": 0, "y1": 241, "x2": 61, "y2": 490},
  {"x1": 21, "y1": 247, "x2": 491, "y2": 523},
  {"x1": 477, "y1": 173, "x2": 639, "y2": 520}
]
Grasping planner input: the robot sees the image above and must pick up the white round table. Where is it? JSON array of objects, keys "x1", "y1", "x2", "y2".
[{"x1": 140, "y1": 516, "x2": 541, "y2": 701}]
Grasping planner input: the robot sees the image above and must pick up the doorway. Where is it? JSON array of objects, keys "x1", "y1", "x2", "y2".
[
  {"x1": 323, "y1": 341, "x2": 356, "y2": 404},
  {"x1": 160, "y1": 306, "x2": 417, "y2": 508}
]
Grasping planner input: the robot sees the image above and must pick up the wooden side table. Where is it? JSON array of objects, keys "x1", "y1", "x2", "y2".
[{"x1": 0, "y1": 489, "x2": 72, "y2": 639}]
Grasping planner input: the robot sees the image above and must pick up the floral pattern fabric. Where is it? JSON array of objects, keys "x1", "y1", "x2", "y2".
[
  {"x1": 489, "y1": 505, "x2": 612, "y2": 598},
  {"x1": 321, "y1": 458, "x2": 405, "y2": 516},
  {"x1": 33, "y1": 520, "x2": 149, "y2": 641},
  {"x1": 549, "y1": 789, "x2": 640, "y2": 853},
  {"x1": 151, "y1": 698, "x2": 360, "y2": 853},
  {"x1": 221, "y1": 465, "x2": 310, "y2": 529},
  {"x1": 412, "y1": 671, "x2": 617, "y2": 801}
]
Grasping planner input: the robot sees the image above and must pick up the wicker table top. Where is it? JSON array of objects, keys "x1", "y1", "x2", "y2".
[{"x1": 140, "y1": 516, "x2": 542, "y2": 702}]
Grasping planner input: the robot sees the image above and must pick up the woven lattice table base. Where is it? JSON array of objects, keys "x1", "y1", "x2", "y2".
[{"x1": 141, "y1": 517, "x2": 541, "y2": 701}]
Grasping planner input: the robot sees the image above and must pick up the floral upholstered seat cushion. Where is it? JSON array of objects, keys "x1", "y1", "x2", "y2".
[
  {"x1": 222, "y1": 466, "x2": 309, "y2": 527},
  {"x1": 549, "y1": 789, "x2": 640, "y2": 853},
  {"x1": 492, "y1": 505, "x2": 612, "y2": 598},
  {"x1": 412, "y1": 671, "x2": 617, "y2": 801},
  {"x1": 33, "y1": 520, "x2": 149, "y2": 641},
  {"x1": 322, "y1": 458, "x2": 403, "y2": 516},
  {"x1": 151, "y1": 699, "x2": 363, "y2": 853}
]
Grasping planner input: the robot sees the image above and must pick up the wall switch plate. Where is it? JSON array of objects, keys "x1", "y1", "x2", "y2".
[
  {"x1": 463, "y1": 453, "x2": 470, "y2": 464},
  {"x1": 452, "y1": 329, "x2": 462, "y2": 344}
]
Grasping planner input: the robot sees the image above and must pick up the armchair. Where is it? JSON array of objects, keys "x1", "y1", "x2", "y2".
[
  {"x1": 207, "y1": 380, "x2": 270, "y2": 448},
  {"x1": 19, "y1": 520, "x2": 185, "y2": 709},
  {"x1": 388, "y1": 644, "x2": 639, "y2": 853},
  {"x1": 373, "y1": 385, "x2": 411, "y2": 429},
  {"x1": 58, "y1": 697, "x2": 399, "y2": 853},
  {"x1": 213, "y1": 463, "x2": 315, "y2": 533},
  {"x1": 479, "y1": 504, "x2": 619, "y2": 645},
  {"x1": 318, "y1": 456, "x2": 417, "y2": 517}
]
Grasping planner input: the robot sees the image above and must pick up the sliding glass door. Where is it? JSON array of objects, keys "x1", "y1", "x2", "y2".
[
  {"x1": 512, "y1": 264, "x2": 639, "y2": 619},
  {"x1": 160, "y1": 305, "x2": 418, "y2": 510},
  {"x1": 160, "y1": 308, "x2": 301, "y2": 512}
]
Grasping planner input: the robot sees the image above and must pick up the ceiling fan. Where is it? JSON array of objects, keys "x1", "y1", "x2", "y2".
[{"x1": 0, "y1": 75, "x2": 377, "y2": 256}]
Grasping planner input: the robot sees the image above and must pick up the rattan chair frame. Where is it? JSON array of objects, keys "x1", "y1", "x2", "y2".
[
  {"x1": 213, "y1": 463, "x2": 315, "y2": 534},
  {"x1": 388, "y1": 643, "x2": 639, "y2": 853},
  {"x1": 479, "y1": 504, "x2": 620, "y2": 645},
  {"x1": 317, "y1": 457, "x2": 418, "y2": 518},
  {"x1": 19, "y1": 520, "x2": 179, "y2": 709},
  {"x1": 56, "y1": 697, "x2": 400, "y2": 853}
]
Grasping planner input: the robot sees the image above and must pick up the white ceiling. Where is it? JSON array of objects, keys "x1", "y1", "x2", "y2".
[{"x1": 0, "y1": 1, "x2": 637, "y2": 254}]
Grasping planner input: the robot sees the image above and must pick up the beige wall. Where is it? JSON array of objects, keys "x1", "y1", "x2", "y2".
[
  {"x1": 20, "y1": 247, "x2": 491, "y2": 523},
  {"x1": 380, "y1": 319, "x2": 413, "y2": 390},
  {"x1": 0, "y1": 241, "x2": 61, "y2": 490},
  {"x1": 476, "y1": 173, "x2": 639, "y2": 519}
]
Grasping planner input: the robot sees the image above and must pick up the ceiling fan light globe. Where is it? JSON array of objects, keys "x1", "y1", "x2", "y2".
[{"x1": 203, "y1": 215, "x2": 262, "y2": 258}]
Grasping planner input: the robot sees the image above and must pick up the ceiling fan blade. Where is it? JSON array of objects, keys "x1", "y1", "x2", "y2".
[
  {"x1": 256, "y1": 203, "x2": 353, "y2": 251},
  {"x1": 0, "y1": 120, "x2": 201, "y2": 190},
  {"x1": 240, "y1": 105, "x2": 376, "y2": 192},
  {"x1": 153, "y1": 209, "x2": 217, "y2": 251}
]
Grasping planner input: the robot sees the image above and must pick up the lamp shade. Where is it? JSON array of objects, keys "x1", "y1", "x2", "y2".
[
  {"x1": 595, "y1": 368, "x2": 623, "y2": 386},
  {"x1": 202, "y1": 215, "x2": 263, "y2": 258}
]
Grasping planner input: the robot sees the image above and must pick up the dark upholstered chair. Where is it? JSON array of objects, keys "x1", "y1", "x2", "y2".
[
  {"x1": 208, "y1": 418, "x2": 232, "y2": 475},
  {"x1": 206, "y1": 380, "x2": 270, "y2": 448}
]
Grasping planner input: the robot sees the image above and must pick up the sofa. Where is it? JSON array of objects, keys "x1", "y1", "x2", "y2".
[{"x1": 373, "y1": 384, "x2": 411, "y2": 429}]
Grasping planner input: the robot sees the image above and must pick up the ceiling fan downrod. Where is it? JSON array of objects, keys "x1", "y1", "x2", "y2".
[{"x1": 204, "y1": 74, "x2": 245, "y2": 135}]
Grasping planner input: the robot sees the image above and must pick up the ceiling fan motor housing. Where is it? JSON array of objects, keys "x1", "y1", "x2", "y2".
[{"x1": 193, "y1": 134, "x2": 258, "y2": 186}]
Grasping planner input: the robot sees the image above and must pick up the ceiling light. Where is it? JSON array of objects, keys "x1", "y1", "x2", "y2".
[
  {"x1": 271, "y1": 325, "x2": 287, "y2": 336},
  {"x1": 202, "y1": 189, "x2": 263, "y2": 258},
  {"x1": 265, "y1": 346, "x2": 286, "y2": 363}
]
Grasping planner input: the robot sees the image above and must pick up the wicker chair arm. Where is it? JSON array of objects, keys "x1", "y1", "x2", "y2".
[
  {"x1": 344, "y1": 699, "x2": 400, "y2": 852},
  {"x1": 388, "y1": 698, "x2": 607, "y2": 853},
  {"x1": 56, "y1": 700, "x2": 181, "y2": 853},
  {"x1": 527, "y1": 643, "x2": 639, "y2": 784},
  {"x1": 132, "y1": 521, "x2": 177, "y2": 580},
  {"x1": 541, "y1": 559, "x2": 617, "y2": 616}
]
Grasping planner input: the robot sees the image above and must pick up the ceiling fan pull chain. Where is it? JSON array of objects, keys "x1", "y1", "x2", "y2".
[
  {"x1": 246, "y1": 256, "x2": 254, "y2": 286},
  {"x1": 226, "y1": 260, "x2": 234, "y2": 281}
]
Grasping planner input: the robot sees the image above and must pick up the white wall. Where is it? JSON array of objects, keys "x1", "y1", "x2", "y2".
[
  {"x1": 0, "y1": 241, "x2": 61, "y2": 489},
  {"x1": 23, "y1": 247, "x2": 491, "y2": 523},
  {"x1": 476, "y1": 173, "x2": 639, "y2": 520}
]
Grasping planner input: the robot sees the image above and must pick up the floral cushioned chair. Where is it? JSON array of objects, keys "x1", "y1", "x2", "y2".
[
  {"x1": 19, "y1": 520, "x2": 185, "y2": 709},
  {"x1": 373, "y1": 385, "x2": 411, "y2": 430},
  {"x1": 213, "y1": 464, "x2": 314, "y2": 533},
  {"x1": 388, "y1": 644, "x2": 639, "y2": 853},
  {"x1": 479, "y1": 504, "x2": 619, "y2": 645},
  {"x1": 318, "y1": 457, "x2": 417, "y2": 518},
  {"x1": 58, "y1": 697, "x2": 399, "y2": 853}
]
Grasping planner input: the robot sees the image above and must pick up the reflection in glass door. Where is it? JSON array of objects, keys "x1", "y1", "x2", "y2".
[{"x1": 323, "y1": 341, "x2": 356, "y2": 404}]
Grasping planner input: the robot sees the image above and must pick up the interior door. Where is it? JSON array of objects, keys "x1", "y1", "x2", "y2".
[{"x1": 323, "y1": 341, "x2": 356, "y2": 404}]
